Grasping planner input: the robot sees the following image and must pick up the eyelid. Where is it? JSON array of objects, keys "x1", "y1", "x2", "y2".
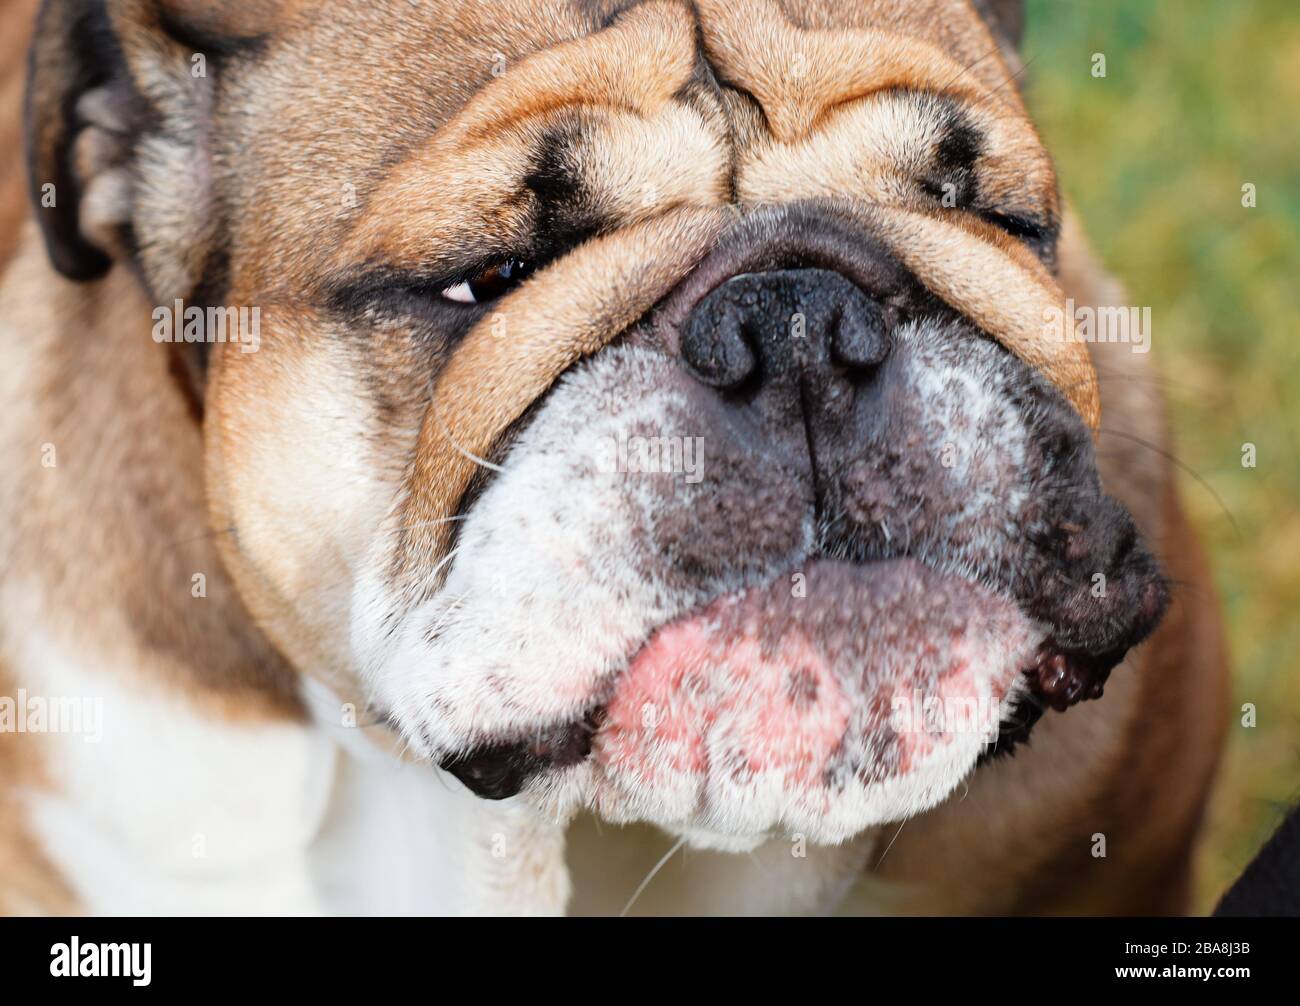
[
  {"x1": 441, "y1": 280, "x2": 477, "y2": 304},
  {"x1": 326, "y1": 250, "x2": 541, "y2": 321},
  {"x1": 438, "y1": 256, "x2": 535, "y2": 305},
  {"x1": 978, "y1": 208, "x2": 1051, "y2": 243}
]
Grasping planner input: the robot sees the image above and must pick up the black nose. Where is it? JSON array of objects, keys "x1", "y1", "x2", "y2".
[{"x1": 680, "y1": 269, "x2": 891, "y2": 391}]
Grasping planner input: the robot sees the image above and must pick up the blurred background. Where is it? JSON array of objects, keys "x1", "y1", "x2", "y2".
[{"x1": 1023, "y1": 0, "x2": 1299, "y2": 911}]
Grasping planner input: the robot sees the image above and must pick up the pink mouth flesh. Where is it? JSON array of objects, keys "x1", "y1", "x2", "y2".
[{"x1": 587, "y1": 558, "x2": 1041, "y2": 831}]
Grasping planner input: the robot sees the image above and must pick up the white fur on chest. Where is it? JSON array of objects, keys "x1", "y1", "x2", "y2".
[
  {"x1": 19, "y1": 639, "x2": 335, "y2": 914},
  {"x1": 15, "y1": 632, "x2": 566, "y2": 915}
]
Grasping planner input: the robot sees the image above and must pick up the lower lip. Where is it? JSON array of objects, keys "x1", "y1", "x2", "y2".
[{"x1": 587, "y1": 557, "x2": 1041, "y2": 834}]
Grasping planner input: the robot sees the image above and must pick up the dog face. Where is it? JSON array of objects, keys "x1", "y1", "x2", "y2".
[{"x1": 30, "y1": 0, "x2": 1166, "y2": 848}]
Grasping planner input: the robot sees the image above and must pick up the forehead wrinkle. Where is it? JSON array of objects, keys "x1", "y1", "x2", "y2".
[
  {"x1": 332, "y1": 0, "x2": 702, "y2": 270},
  {"x1": 572, "y1": 104, "x2": 732, "y2": 225},
  {"x1": 766, "y1": 0, "x2": 1023, "y2": 99},
  {"x1": 440, "y1": 0, "x2": 698, "y2": 146},
  {"x1": 694, "y1": 0, "x2": 1025, "y2": 143}
]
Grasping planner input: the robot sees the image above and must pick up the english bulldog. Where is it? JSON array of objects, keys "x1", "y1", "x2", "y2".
[{"x1": 0, "y1": 0, "x2": 1228, "y2": 915}]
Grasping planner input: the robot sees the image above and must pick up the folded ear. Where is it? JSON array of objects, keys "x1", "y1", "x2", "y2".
[
  {"x1": 971, "y1": 0, "x2": 1024, "y2": 52},
  {"x1": 25, "y1": 0, "x2": 122, "y2": 280},
  {"x1": 25, "y1": 0, "x2": 263, "y2": 298}
]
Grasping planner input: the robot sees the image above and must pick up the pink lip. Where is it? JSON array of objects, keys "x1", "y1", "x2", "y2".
[{"x1": 587, "y1": 557, "x2": 1041, "y2": 838}]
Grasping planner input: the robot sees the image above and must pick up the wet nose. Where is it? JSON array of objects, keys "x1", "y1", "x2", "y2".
[{"x1": 679, "y1": 269, "x2": 891, "y2": 391}]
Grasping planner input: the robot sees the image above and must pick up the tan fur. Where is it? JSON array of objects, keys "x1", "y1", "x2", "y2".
[
  {"x1": 0, "y1": 709, "x2": 78, "y2": 915},
  {"x1": 0, "y1": 0, "x2": 34, "y2": 272},
  {"x1": 0, "y1": 0, "x2": 1226, "y2": 914},
  {"x1": 857, "y1": 204, "x2": 1098, "y2": 425},
  {"x1": 696, "y1": 0, "x2": 1021, "y2": 141},
  {"x1": 0, "y1": 0, "x2": 68, "y2": 914}
]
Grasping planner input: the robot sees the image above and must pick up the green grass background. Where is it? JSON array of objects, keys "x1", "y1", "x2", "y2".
[{"x1": 1022, "y1": 0, "x2": 1300, "y2": 911}]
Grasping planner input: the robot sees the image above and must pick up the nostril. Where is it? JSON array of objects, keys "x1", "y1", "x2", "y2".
[
  {"x1": 681, "y1": 311, "x2": 758, "y2": 389},
  {"x1": 831, "y1": 295, "x2": 890, "y2": 370}
]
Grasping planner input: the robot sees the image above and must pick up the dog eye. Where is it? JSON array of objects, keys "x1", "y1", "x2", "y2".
[{"x1": 440, "y1": 258, "x2": 534, "y2": 304}]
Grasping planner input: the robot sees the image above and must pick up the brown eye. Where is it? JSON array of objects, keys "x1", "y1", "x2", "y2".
[{"x1": 440, "y1": 257, "x2": 533, "y2": 304}]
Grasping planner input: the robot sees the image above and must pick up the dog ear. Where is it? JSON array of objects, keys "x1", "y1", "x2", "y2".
[
  {"x1": 25, "y1": 0, "x2": 123, "y2": 280},
  {"x1": 25, "y1": 0, "x2": 265, "y2": 299},
  {"x1": 971, "y1": 0, "x2": 1024, "y2": 51}
]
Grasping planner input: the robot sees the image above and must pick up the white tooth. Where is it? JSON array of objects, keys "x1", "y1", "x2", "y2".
[{"x1": 441, "y1": 281, "x2": 476, "y2": 304}]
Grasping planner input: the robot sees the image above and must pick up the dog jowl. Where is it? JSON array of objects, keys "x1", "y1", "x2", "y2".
[
  {"x1": 20, "y1": 0, "x2": 1170, "y2": 857},
  {"x1": 364, "y1": 200, "x2": 1167, "y2": 846}
]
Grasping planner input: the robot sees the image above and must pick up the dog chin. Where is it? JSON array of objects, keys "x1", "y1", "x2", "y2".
[{"x1": 364, "y1": 549, "x2": 1043, "y2": 847}]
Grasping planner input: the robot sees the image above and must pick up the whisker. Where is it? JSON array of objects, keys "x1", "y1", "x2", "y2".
[
  {"x1": 1157, "y1": 576, "x2": 1216, "y2": 607},
  {"x1": 874, "y1": 819, "x2": 908, "y2": 870},
  {"x1": 397, "y1": 513, "x2": 470, "y2": 533},
  {"x1": 421, "y1": 546, "x2": 463, "y2": 593},
  {"x1": 1086, "y1": 366, "x2": 1224, "y2": 402},
  {"x1": 620, "y1": 836, "x2": 687, "y2": 917},
  {"x1": 937, "y1": 41, "x2": 1008, "y2": 94},
  {"x1": 968, "y1": 53, "x2": 1038, "y2": 113},
  {"x1": 431, "y1": 407, "x2": 505, "y2": 474},
  {"x1": 1096, "y1": 426, "x2": 1242, "y2": 540}
]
